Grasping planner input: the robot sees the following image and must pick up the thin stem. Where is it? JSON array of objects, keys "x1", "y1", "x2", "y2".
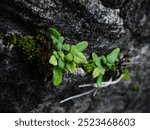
[
  {"x1": 122, "y1": 62, "x2": 141, "y2": 65},
  {"x1": 59, "y1": 88, "x2": 96, "y2": 104},
  {"x1": 79, "y1": 75, "x2": 122, "y2": 88},
  {"x1": 79, "y1": 83, "x2": 93, "y2": 88},
  {"x1": 60, "y1": 75, "x2": 123, "y2": 104},
  {"x1": 110, "y1": 75, "x2": 122, "y2": 85},
  {"x1": 93, "y1": 89, "x2": 98, "y2": 96}
]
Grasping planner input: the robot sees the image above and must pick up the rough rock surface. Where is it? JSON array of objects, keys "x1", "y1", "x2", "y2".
[{"x1": 0, "y1": 0, "x2": 150, "y2": 112}]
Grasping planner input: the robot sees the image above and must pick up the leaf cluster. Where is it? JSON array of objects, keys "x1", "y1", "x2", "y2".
[
  {"x1": 48, "y1": 28, "x2": 88, "y2": 86},
  {"x1": 90, "y1": 48, "x2": 120, "y2": 87},
  {"x1": 48, "y1": 28, "x2": 124, "y2": 87}
]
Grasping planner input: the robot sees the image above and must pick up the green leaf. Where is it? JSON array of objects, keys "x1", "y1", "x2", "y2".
[
  {"x1": 55, "y1": 42, "x2": 63, "y2": 50},
  {"x1": 106, "y1": 48, "x2": 120, "y2": 64},
  {"x1": 76, "y1": 41, "x2": 88, "y2": 52},
  {"x1": 49, "y1": 55, "x2": 57, "y2": 66},
  {"x1": 48, "y1": 28, "x2": 64, "y2": 48},
  {"x1": 75, "y1": 52, "x2": 88, "y2": 64},
  {"x1": 92, "y1": 67, "x2": 105, "y2": 78},
  {"x1": 70, "y1": 46, "x2": 87, "y2": 64},
  {"x1": 92, "y1": 67, "x2": 101, "y2": 78},
  {"x1": 70, "y1": 45, "x2": 77, "y2": 54},
  {"x1": 106, "y1": 62, "x2": 113, "y2": 69},
  {"x1": 57, "y1": 51, "x2": 65, "y2": 60},
  {"x1": 65, "y1": 53, "x2": 73, "y2": 62},
  {"x1": 66, "y1": 62, "x2": 77, "y2": 73},
  {"x1": 48, "y1": 27, "x2": 61, "y2": 39},
  {"x1": 51, "y1": 35, "x2": 64, "y2": 47},
  {"x1": 73, "y1": 55, "x2": 83, "y2": 64},
  {"x1": 58, "y1": 58, "x2": 65, "y2": 70},
  {"x1": 52, "y1": 67, "x2": 63, "y2": 86},
  {"x1": 92, "y1": 53, "x2": 100, "y2": 67},
  {"x1": 122, "y1": 69, "x2": 130, "y2": 80},
  {"x1": 99, "y1": 67, "x2": 106, "y2": 75},
  {"x1": 101, "y1": 55, "x2": 107, "y2": 65},
  {"x1": 53, "y1": 51, "x2": 59, "y2": 59},
  {"x1": 96, "y1": 74, "x2": 103, "y2": 88},
  {"x1": 63, "y1": 44, "x2": 70, "y2": 51}
]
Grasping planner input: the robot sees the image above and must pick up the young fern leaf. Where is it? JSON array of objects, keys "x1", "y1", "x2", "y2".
[
  {"x1": 48, "y1": 28, "x2": 64, "y2": 49},
  {"x1": 101, "y1": 55, "x2": 107, "y2": 65},
  {"x1": 53, "y1": 51, "x2": 59, "y2": 59},
  {"x1": 48, "y1": 27, "x2": 61, "y2": 39},
  {"x1": 92, "y1": 53, "x2": 100, "y2": 67},
  {"x1": 76, "y1": 41, "x2": 88, "y2": 52},
  {"x1": 92, "y1": 67, "x2": 101, "y2": 78},
  {"x1": 57, "y1": 58, "x2": 65, "y2": 70},
  {"x1": 65, "y1": 53, "x2": 74, "y2": 62},
  {"x1": 92, "y1": 67, "x2": 105, "y2": 78},
  {"x1": 52, "y1": 67, "x2": 63, "y2": 86},
  {"x1": 106, "y1": 48, "x2": 120, "y2": 64},
  {"x1": 96, "y1": 74, "x2": 103, "y2": 87},
  {"x1": 57, "y1": 51, "x2": 65, "y2": 61},
  {"x1": 55, "y1": 42, "x2": 63, "y2": 50},
  {"x1": 73, "y1": 55, "x2": 83, "y2": 64},
  {"x1": 66, "y1": 62, "x2": 77, "y2": 73},
  {"x1": 74, "y1": 52, "x2": 88, "y2": 64},
  {"x1": 71, "y1": 47, "x2": 88, "y2": 64},
  {"x1": 63, "y1": 44, "x2": 70, "y2": 51},
  {"x1": 49, "y1": 55, "x2": 57, "y2": 66}
]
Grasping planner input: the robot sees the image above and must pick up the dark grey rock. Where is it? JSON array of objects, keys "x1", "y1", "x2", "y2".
[
  {"x1": 101, "y1": 0, "x2": 126, "y2": 9},
  {"x1": 0, "y1": 0, "x2": 150, "y2": 113}
]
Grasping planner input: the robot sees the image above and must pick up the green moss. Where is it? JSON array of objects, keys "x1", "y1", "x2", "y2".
[
  {"x1": 9, "y1": 34, "x2": 17, "y2": 45},
  {"x1": 17, "y1": 35, "x2": 37, "y2": 61},
  {"x1": 131, "y1": 83, "x2": 141, "y2": 92},
  {"x1": 9, "y1": 33, "x2": 54, "y2": 77}
]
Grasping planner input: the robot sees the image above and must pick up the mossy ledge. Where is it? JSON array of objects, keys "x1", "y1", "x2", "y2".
[{"x1": 8, "y1": 32, "x2": 54, "y2": 78}]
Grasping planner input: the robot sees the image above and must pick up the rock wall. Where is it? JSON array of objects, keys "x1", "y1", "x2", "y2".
[{"x1": 0, "y1": 0, "x2": 150, "y2": 112}]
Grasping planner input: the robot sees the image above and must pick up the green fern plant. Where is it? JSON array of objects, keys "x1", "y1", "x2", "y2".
[
  {"x1": 82, "y1": 48, "x2": 120, "y2": 87},
  {"x1": 48, "y1": 27, "x2": 88, "y2": 86},
  {"x1": 8, "y1": 27, "x2": 129, "y2": 88},
  {"x1": 48, "y1": 28, "x2": 125, "y2": 87}
]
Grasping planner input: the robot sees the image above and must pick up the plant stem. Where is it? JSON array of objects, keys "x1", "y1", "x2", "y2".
[{"x1": 59, "y1": 88, "x2": 96, "y2": 104}]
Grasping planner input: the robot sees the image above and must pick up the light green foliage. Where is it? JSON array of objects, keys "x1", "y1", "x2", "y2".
[
  {"x1": 92, "y1": 53, "x2": 101, "y2": 67},
  {"x1": 65, "y1": 53, "x2": 73, "y2": 62},
  {"x1": 66, "y1": 62, "x2": 77, "y2": 73},
  {"x1": 84, "y1": 48, "x2": 121, "y2": 87},
  {"x1": 106, "y1": 48, "x2": 120, "y2": 64},
  {"x1": 52, "y1": 67, "x2": 63, "y2": 86},
  {"x1": 76, "y1": 41, "x2": 88, "y2": 52},
  {"x1": 48, "y1": 28, "x2": 123, "y2": 87},
  {"x1": 47, "y1": 26, "x2": 66, "y2": 85},
  {"x1": 91, "y1": 53, "x2": 106, "y2": 87},
  {"x1": 122, "y1": 69, "x2": 130, "y2": 80},
  {"x1": 48, "y1": 27, "x2": 88, "y2": 86},
  {"x1": 63, "y1": 44, "x2": 70, "y2": 51},
  {"x1": 49, "y1": 55, "x2": 57, "y2": 66},
  {"x1": 48, "y1": 27, "x2": 64, "y2": 50},
  {"x1": 96, "y1": 75, "x2": 103, "y2": 88}
]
